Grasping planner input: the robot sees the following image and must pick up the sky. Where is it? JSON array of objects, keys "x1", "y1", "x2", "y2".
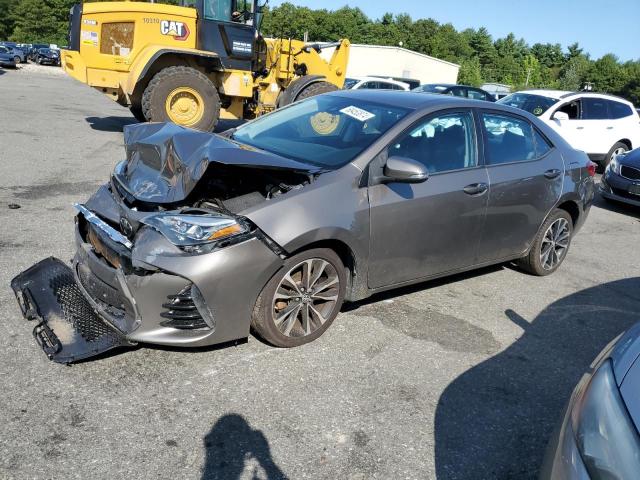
[{"x1": 271, "y1": 0, "x2": 639, "y2": 62}]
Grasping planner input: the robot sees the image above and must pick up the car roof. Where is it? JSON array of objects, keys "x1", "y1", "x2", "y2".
[
  {"x1": 327, "y1": 89, "x2": 520, "y2": 112},
  {"x1": 518, "y1": 89, "x2": 634, "y2": 105}
]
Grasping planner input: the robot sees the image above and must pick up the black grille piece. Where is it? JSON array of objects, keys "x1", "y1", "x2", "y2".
[
  {"x1": 50, "y1": 270, "x2": 118, "y2": 343},
  {"x1": 611, "y1": 186, "x2": 640, "y2": 200},
  {"x1": 160, "y1": 286, "x2": 208, "y2": 329},
  {"x1": 76, "y1": 262, "x2": 135, "y2": 327},
  {"x1": 621, "y1": 165, "x2": 640, "y2": 181},
  {"x1": 10, "y1": 257, "x2": 131, "y2": 363}
]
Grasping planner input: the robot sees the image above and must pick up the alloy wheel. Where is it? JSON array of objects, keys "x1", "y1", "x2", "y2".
[
  {"x1": 271, "y1": 258, "x2": 341, "y2": 337},
  {"x1": 540, "y1": 218, "x2": 570, "y2": 270}
]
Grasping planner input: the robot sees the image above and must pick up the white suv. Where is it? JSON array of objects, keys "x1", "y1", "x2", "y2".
[
  {"x1": 343, "y1": 76, "x2": 411, "y2": 91},
  {"x1": 498, "y1": 90, "x2": 640, "y2": 167}
]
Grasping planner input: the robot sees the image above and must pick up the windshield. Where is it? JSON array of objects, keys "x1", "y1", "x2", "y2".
[
  {"x1": 0, "y1": 46, "x2": 8, "y2": 53},
  {"x1": 232, "y1": 95, "x2": 411, "y2": 169},
  {"x1": 497, "y1": 93, "x2": 558, "y2": 116}
]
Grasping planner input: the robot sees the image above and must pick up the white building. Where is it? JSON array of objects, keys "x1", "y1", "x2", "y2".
[{"x1": 320, "y1": 43, "x2": 460, "y2": 85}]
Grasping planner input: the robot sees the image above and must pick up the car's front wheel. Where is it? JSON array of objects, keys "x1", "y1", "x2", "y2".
[
  {"x1": 251, "y1": 248, "x2": 346, "y2": 347},
  {"x1": 517, "y1": 209, "x2": 573, "y2": 276}
]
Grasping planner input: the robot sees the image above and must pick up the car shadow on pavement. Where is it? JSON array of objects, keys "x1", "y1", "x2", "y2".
[
  {"x1": 85, "y1": 116, "x2": 138, "y2": 132},
  {"x1": 434, "y1": 277, "x2": 640, "y2": 479},
  {"x1": 201, "y1": 414, "x2": 288, "y2": 480},
  {"x1": 592, "y1": 186, "x2": 640, "y2": 219}
]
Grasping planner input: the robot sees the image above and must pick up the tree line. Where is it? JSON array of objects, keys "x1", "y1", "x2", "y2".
[
  {"x1": 1, "y1": 0, "x2": 638, "y2": 103},
  {"x1": 262, "y1": 3, "x2": 639, "y2": 103}
]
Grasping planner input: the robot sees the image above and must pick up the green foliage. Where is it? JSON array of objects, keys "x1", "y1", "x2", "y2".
[{"x1": 1, "y1": 0, "x2": 639, "y2": 103}]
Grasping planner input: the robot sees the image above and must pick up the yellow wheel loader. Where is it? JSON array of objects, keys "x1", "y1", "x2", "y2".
[{"x1": 62, "y1": 0, "x2": 349, "y2": 131}]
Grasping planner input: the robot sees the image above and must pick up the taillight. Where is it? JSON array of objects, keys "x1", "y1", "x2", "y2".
[{"x1": 587, "y1": 161, "x2": 597, "y2": 177}]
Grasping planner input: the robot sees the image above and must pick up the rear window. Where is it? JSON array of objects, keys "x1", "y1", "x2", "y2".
[{"x1": 608, "y1": 100, "x2": 633, "y2": 119}]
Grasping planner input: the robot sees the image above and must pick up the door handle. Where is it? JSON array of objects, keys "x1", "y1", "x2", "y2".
[
  {"x1": 544, "y1": 169, "x2": 562, "y2": 179},
  {"x1": 463, "y1": 183, "x2": 488, "y2": 195},
  {"x1": 606, "y1": 126, "x2": 614, "y2": 129},
  {"x1": 576, "y1": 126, "x2": 585, "y2": 130}
]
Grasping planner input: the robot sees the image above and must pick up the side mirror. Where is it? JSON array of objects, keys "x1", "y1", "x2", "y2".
[
  {"x1": 552, "y1": 111, "x2": 569, "y2": 121},
  {"x1": 382, "y1": 156, "x2": 429, "y2": 183}
]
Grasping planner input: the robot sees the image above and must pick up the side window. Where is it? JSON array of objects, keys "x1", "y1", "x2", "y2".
[
  {"x1": 582, "y1": 98, "x2": 609, "y2": 120},
  {"x1": 608, "y1": 100, "x2": 633, "y2": 119},
  {"x1": 467, "y1": 89, "x2": 485, "y2": 100},
  {"x1": 451, "y1": 88, "x2": 466, "y2": 97},
  {"x1": 389, "y1": 111, "x2": 477, "y2": 174},
  {"x1": 204, "y1": 0, "x2": 232, "y2": 21},
  {"x1": 359, "y1": 82, "x2": 376, "y2": 90},
  {"x1": 482, "y1": 113, "x2": 538, "y2": 165},
  {"x1": 533, "y1": 129, "x2": 553, "y2": 157},
  {"x1": 556, "y1": 100, "x2": 581, "y2": 119}
]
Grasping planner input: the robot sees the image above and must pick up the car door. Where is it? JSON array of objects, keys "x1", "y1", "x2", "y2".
[
  {"x1": 476, "y1": 110, "x2": 563, "y2": 263},
  {"x1": 368, "y1": 109, "x2": 489, "y2": 288},
  {"x1": 547, "y1": 98, "x2": 588, "y2": 150}
]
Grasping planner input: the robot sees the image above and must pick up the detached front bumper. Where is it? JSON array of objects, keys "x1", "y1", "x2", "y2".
[{"x1": 11, "y1": 190, "x2": 284, "y2": 363}]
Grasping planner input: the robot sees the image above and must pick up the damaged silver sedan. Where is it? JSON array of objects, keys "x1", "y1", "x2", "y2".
[{"x1": 11, "y1": 91, "x2": 595, "y2": 362}]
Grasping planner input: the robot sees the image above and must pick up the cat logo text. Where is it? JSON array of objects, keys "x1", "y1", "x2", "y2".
[{"x1": 160, "y1": 20, "x2": 190, "y2": 41}]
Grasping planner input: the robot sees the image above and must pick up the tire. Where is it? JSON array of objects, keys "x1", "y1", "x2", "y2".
[
  {"x1": 251, "y1": 248, "x2": 347, "y2": 347},
  {"x1": 294, "y1": 80, "x2": 339, "y2": 102},
  {"x1": 14, "y1": 56, "x2": 20, "y2": 65},
  {"x1": 129, "y1": 104, "x2": 147, "y2": 123},
  {"x1": 141, "y1": 66, "x2": 220, "y2": 131},
  {"x1": 517, "y1": 209, "x2": 573, "y2": 276},
  {"x1": 603, "y1": 142, "x2": 629, "y2": 169}
]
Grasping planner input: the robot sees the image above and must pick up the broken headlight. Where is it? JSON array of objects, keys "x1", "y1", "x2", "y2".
[{"x1": 141, "y1": 213, "x2": 248, "y2": 247}]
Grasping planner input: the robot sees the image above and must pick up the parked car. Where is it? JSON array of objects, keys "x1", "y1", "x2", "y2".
[
  {"x1": 498, "y1": 90, "x2": 640, "y2": 168},
  {"x1": 34, "y1": 48, "x2": 60, "y2": 66},
  {"x1": 370, "y1": 75, "x2": 420, "y2": 90},
  {"x1": 28, "y1": 44, "x2": 49, "y2": 61},
  {"x1": 11, "y1": 91, "x2": 595, "y2": 363},
  {"x1": 0, "y1": 46, "x2": 17, "y2": 69},
  {"x1": 344, "y1": 76, "x2": 410, "y2": 91},
  {"x1": 540, "y1": 321, "x2": 640, "y2": 479},
  {"x1": 413, "y1": 83, "x2": 497, "y2": 102},
  {"x1": 3, "y1": 46, "x2": 27, "y2": 64},
  {"x1": 600, "y1": 147, "x2": 640, "y2": 207}
]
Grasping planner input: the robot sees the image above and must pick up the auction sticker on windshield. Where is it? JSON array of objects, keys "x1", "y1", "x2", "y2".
[{"x1": 340, "y1": 106, "x2": 375, "y2": 122}]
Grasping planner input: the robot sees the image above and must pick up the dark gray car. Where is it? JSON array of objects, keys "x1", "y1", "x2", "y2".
[
  {"x1": 11, "y1": 91, "x2": 595, "y2": 362},
  {"x1": 540, "y1": 321, "x2": 640, "y2": 479},
  {"x1": 600, "y1": 147, "x2": 640, "y2": 207}
]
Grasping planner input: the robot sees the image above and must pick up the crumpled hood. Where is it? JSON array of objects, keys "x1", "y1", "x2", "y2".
[{"x1": 118, "y1": 122, "x2": 319, "y2": 203}]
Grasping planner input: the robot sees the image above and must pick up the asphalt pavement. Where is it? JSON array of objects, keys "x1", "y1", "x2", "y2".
[{"x1": 1, "y1": 65, "x2": 639, "y2": 480}]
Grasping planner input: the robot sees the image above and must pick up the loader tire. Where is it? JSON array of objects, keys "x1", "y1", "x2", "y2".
[
  {"x1": 294, "y1": 81, "x2": 339, "y2": 101},
  {"x1": 142, "y1": 66, "x2": 220, "y2": 131}
]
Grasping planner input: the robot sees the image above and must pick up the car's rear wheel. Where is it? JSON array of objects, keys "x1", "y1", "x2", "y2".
[
  {"x1": 604, "y1": 142, "x2": 629, "y2": 169},
  {"x1": 14, "y1": 56, "x2": 21, "y2": 64},
  {"x1": 251, "y1": 248, "x2": 346, "y2": 347},
  {"x1": 517, "y1": 209, "x2": 573, "y2": 276}
]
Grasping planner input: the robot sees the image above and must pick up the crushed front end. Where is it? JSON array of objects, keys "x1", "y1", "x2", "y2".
[{"x1": 10, "y1": 123, "x2": 315, "y2": 363}]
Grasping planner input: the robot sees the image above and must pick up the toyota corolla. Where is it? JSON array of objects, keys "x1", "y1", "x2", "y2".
[{"x1": 11, "y1": 91, "x2": 595, "y2": 363}]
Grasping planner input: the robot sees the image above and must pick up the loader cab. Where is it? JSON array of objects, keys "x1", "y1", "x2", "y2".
[{"x1": 188, "y1": 0, "x2": 262, "y2": 70}]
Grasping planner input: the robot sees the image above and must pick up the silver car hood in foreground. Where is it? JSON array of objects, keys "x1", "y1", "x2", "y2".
[{"x1": 118, "y1": 122, "x2": 321, "y2": 204}]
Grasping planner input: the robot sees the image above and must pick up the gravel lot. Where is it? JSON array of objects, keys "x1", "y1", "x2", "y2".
[{"x1": 1, "y1": 65, "x2": 639, "y2": 480}]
